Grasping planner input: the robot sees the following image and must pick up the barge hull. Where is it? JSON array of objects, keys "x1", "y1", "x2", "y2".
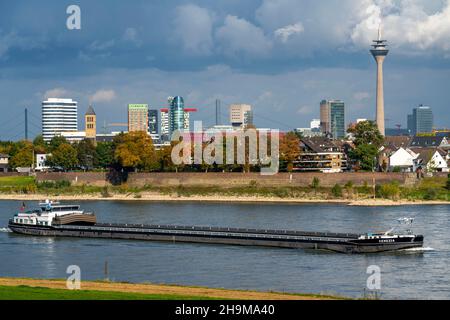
[{"x1": 8, "y1": 223, "x2": 423, "y2": 254}]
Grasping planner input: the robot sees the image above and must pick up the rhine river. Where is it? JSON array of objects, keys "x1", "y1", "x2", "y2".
[{"x1": 0, "y1": 200, "x2": 449, "y2": 299}]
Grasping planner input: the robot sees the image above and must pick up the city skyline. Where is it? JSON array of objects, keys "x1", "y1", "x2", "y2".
[{"x1": 1, "y1": 1, "x2": 450, "y2": 140}]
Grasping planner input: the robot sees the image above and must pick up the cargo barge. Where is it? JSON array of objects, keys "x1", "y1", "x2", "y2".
[{"x1": 8, "y1": 201, "x2": 424, "y2": 254}]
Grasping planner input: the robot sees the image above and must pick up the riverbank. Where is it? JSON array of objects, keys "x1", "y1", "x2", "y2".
[
  {"x1": 0, "y1": 192, "x2": 448, "y2": 206},
  {"x1": 0, "y1": 278, "x2": 340, "y2": 300}
]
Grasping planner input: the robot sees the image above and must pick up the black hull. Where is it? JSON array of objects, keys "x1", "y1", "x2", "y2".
[{"x1": 8, "y1": 223, "x2": 424, "y2": 254}]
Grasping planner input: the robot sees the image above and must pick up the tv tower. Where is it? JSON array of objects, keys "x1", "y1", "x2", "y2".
[{"x1": 370, "y1": 25, "x2": 389, "y2": 136}]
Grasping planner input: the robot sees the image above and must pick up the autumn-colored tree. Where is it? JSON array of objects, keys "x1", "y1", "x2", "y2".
[
  {"x1": 33, "y1": 135, "x2": 48, "y2": 154},
  {"x1": 114, "y1": 131, "x2": 158, "y2": 172},
  {"x1": 47, "y1": 143, "x2": 79, "y2": 170},
  {"x1": 10, "y1": 141, "x2": 34, "y2": 168},
  {"x1": 280, "y1": 132, "x2": 301, "y2": 172}
]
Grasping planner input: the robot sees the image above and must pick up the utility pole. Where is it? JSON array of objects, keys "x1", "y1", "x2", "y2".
[
  {"x1": 215, "y1": 99, "x2": 221, "y2": 126},
  {"x1": 25, "y1": 108, "x2": 28, "y2": 140}
]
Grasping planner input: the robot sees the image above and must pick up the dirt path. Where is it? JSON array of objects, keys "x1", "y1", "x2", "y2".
[
  {"x1": 0, "y1": 278, "x2": 334, "y2": 300},
  {"x1": 0, "y1": 193, "x2": 448, "y2": 206}
]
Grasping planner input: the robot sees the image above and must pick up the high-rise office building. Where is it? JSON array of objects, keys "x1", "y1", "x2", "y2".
[
  {"x1": 183, "y1": 108, "x2": 198, "y2": 132},
  {"x1": 85, "y1": 105, "x2": 96, "y2": 140},
  {"x1": 370, "y1": 26, "x2": 389, "y2": 136},
  {"x1": 42, "y1": 98, "x2": 78, "y2": 142},
  {"x1": 320, "y1": 100, "x2": 345, "y2": 139},
  {"x1": 148, "y1": 109, "x2": 158, "y2": 135},
  {"x1": 230, "y1": 104, "x2": 253, "y2": 128},
  {"x1": 160, "y1": 108, "x2": 169, "y2": 141},
  {"x1": 169, "y1": 96, "x2": 185, "y2": 135},
  {"x1": 407, "y1": 105, "x2": 433, "y2": 135},
  {"x1": 128, "y1": 104, "x2": 148, "y2": 132}
]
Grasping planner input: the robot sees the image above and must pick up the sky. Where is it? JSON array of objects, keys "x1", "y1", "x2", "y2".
[{"x1": 1, "y1": 0, "x2": 450, "y2": 140}]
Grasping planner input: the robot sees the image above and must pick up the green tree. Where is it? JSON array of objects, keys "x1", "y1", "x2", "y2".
[
  {"x1": 96, "y1": 142, "x2": 114, "y2": 169},
  {"x1": 47, "y1": 143, "x2": 78, "y2": 170},
  {"x1": 49, "y1": 136, "x2": 68, "y2": 152},
  {"x1": 348, "y1": 120, "x2": 384, "y2": 148},
  {"x1": 76, "y1": 139, "x2": 97, "y2": 170},
  {"x1": 347, "y1": 121, "x2": 384, "y2": 171},
  {"x1": 349, "y1": 144, "x2": 379, "y2": 171},
  {"x1": 114, "y1": 131, "x2": 158, "y2": 172}
]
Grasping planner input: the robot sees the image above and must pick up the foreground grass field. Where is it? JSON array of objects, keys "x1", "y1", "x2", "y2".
[
  {"x1": 0, "y1": 278, "x2": 339, "y2": 300},
  {"x1": 0, "y1": 176, "x2": 35, "y2": 186},
  {"x1": 0, "y1": 285, "x2": 213, "y2": 300}
]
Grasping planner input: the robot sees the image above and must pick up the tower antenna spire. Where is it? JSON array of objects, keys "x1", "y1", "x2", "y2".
[{"x1": 378, "y1": 23, "x2": 382, "y2": 41}]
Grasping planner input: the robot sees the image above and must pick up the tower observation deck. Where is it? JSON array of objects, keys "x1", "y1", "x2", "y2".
[{"x1": 370, "y1": 26, "x2": 389, "y2": 136}]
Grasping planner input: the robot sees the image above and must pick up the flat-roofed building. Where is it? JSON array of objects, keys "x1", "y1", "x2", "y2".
[
  {"x1": 128, "y1": 104, "x2": 149, "y2": 132},
  {"x1": 230, "y1": 104, "x2": 253, "y2": 129},
  {"x1": 42, "y1": 98, "x2": 78, "y2": 142}
]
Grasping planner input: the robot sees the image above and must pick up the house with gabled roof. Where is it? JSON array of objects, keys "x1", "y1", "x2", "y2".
[
  {"x1": 295, "y1": 137, "x2": 348, "y2": 173},
  {"x1": 409, "y1": 136, "x2": 448, "y2": 148}
]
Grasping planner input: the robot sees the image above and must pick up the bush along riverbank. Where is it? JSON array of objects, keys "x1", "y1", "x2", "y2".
[{"x1": 0, "y1": 175, "x2": 449, "y2": 204}]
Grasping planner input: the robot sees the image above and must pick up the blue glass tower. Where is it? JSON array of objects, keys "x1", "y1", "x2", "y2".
[{"x1": 169, "y1": 96, "x2": 185, "y2": 136}]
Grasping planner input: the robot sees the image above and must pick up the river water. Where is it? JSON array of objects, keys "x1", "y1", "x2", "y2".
[{"x1": 0, "y1": 200, "x2": 449, "y2": 299}]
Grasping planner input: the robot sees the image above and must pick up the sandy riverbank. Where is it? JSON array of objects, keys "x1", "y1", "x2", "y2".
[
  {"x1": 0, "y1": 277, "x2": 337, "y2": 300},
  {"x1": 0, "y1": 192, "x2": 448, "y2": 206}
]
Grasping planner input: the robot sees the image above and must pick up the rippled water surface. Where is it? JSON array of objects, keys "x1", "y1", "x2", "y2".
[{"x1": 1, "y1": 200, "x2": 449, "y2": 299}]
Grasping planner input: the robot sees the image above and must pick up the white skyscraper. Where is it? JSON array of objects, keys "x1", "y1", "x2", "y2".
[
  {"x1": 160, "y1": 108, "x2": 169, "y2": 140},
  {"x1": 42, "y1": 98, "x2": 78, "y2": 142}
]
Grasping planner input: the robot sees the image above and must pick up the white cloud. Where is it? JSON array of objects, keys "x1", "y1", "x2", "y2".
[
  {"x1": 215, "y1": 15, "x2": 272, "y2": 57},
  {"x1": 123, "y1": 27, "x2": 142, "y2": 47},
  {"x1": 88, "y1": 39, "x2": 116, "y2": 51},
  {"x1": 89, "y1": 89, "x2": 117, "y2": 103},
  {"x1": 275, "y1": 22, "x2": 304, "y2": 43},
  {"x1": 0, "y1": 30, "x2": 46, "y2": 59},
  {"x1": 353, "y1": 91, "x2": 371, "y2": 101},
  {"x1": 173, "y1": 4, "x2": 214, "y2": 55},
  {"x1": 44, "y1": 88, "x2": 71, "y2": 99},
  {"x1": 297, "y1": 105, "x2": 312, "y2": 115},
  {"x1": 255, "y1": 0, "x2": 450, "y2": 56}
]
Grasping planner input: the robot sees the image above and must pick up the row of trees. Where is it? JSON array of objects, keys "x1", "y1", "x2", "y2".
[
  {"x1": 0, "y1": 131, "x2": 302, "y2": 173},
  {"x1": 0, "y1": 121, "x2": 383, "y2": 173}
]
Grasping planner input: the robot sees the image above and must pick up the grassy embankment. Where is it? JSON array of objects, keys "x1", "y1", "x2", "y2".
[
  {"x1": 0, "y1": 278, "x2": 342, "y2": 300},
  {"x1": 0, "y1": 175, "x2": 449, "y2": 202}
]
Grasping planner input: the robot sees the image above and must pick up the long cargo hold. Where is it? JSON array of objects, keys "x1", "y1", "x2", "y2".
[{"x1": 8, "y1": 201, "x2": 424, "y2": 254}]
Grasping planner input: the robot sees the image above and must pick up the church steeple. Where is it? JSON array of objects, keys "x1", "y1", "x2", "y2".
[{"x1": 85, "y1": 105, "x2": 97, "y2": 141}]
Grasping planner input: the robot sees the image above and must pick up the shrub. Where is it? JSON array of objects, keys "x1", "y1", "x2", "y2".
[
  {"x1": 392, "y1": 166, "x2": 402, "y2": 173},
  {"x1": 101, "y1": 186, "x2": 111, "y2": 198},
  {"x1": 21, "y1": 184, "x2": 37, "y2": 194},
  {"x1": 311, "y1": 177, "x2": 320, "y2": 189},
  {"x1": 249, "y1": 180, "x2": 258, "y2": 188},
  {"x1": 344, "y1": 181, "x2": 354, "y2": 189},
  {"x1": 331, "y1": 184, "x2": 343, "y2": 198},
  {"x1": 447, "y1": 174, "x2": 450, "y2": 190},
  {"x1": 423, "y1": 188, "x2": 438, "y2": 200},
  {"x1": 377, "y1": 182, "x2": 400, "y2": 200}
]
